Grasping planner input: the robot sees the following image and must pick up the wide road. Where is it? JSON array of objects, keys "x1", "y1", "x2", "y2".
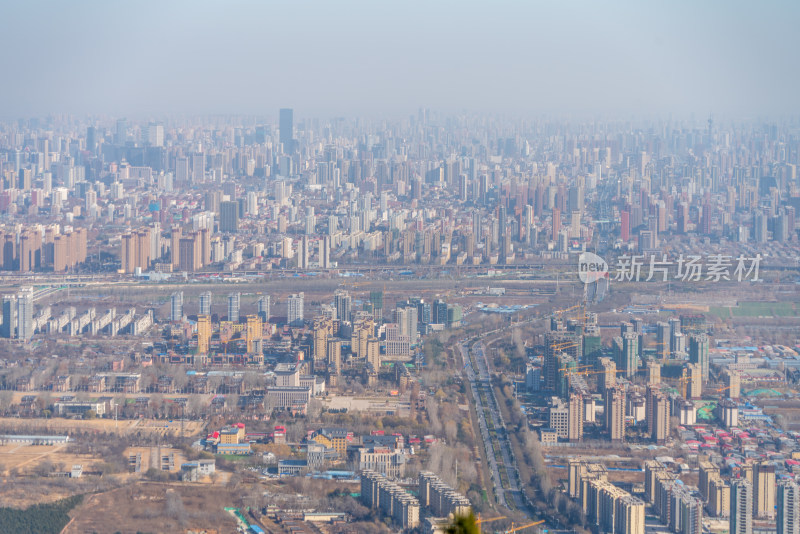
[
  {"x1": 459, "y1": 341, "x2": 507, "y2": 509},
  {"x1": 471, "y1": 341, "x2": 527, "y2": 511}
]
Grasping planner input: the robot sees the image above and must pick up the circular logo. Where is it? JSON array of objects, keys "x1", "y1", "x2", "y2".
[{"x1": 578, "y1": 252, "x2": 608, "y2": 284}]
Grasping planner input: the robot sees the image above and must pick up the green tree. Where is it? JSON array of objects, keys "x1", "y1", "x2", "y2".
[{"x1": 445, "y1": 512, "x2": 479, "y2": 534}]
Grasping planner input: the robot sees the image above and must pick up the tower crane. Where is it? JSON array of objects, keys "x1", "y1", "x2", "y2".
[
  {"x1": 504, "y1": 519, "x2": 546, "y2": 533},
  {"x1": 476, "y1": 514, "x2": 506, "y2": 533},
  {"x1": 558, "y1": 364, "x2": 593, "y2": 373}
]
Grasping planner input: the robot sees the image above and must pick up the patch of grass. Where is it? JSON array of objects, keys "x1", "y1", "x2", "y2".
[
  {"x1": 710, "y1": 301, "x2": 798, "y2": 318},
  {"x1": 708, "y1": 306, "x2": 731, "y2": 319},
  {"x1": 216, "y1": 453, "x2": 251, "y2": 461}
]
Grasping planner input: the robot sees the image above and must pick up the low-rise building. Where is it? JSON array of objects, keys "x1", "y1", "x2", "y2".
[
  {"x1": 310, "y1": 428, "x2": 350, "y2": 458},
  {"x1": 356, "y1": 445, "x2": 408, "y2": 478},
  {"x1": 278, "y1": 459, "x2": 308, "y2": 476},
  {"x1": 53, "y1": 401, "x2": 107, "y2": 417},
  {"x1": 180, "y1": 459, "x2": 216, "y2": 481},
  {"x1": 216, "y1": 442, "x2": 251, "y2": 455}
]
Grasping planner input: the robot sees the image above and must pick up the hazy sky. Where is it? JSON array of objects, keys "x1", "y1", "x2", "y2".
[{"x1": 1, "y1": 0, "x2": 798, "y2": 119}]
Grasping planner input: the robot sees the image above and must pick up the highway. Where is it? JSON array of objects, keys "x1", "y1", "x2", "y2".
[
  {"x1": 460, "y1": 336, "x2": 530, "y2": 515},
  {"x1": 471, "y1": 341, "x2": 527, "y2": 511},
  {"x1": 457, "y1": 312, "x2": 553, "y2": 521},
  {"x1": 460, "y1": 341, "x2": 507, "y2": 509}
]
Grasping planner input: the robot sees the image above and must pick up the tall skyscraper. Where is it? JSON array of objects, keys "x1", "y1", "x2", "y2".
[
  {"x1": 725, "y1": 370, "x2": 741, "y2": 400},
  {"x1": 778, "y1": 480, "x2": 800, "y2": 534},
  {"x1": 701, "y1": 203, "x2": 712, "y2": 235},
  {"x1": 320, "y1": 235, "x2": 331, "y2": 269},
  {"x1": 669, "y1": 317, "x2": 682, "y2": 353},
  {"x1": 604, "y1": 386, "x2": 625, "y2": 441},
  {"x1": 646, "y1": 360, "x2": 661, "y2": 385},
  {"x1": 86, "y1": 126, "x2": 97, "y2": 152},
  {"x1": 176, "y1": 157, "x2": 189, "y2": 184},
  {"x1": 395, "y1": 305, "x2": 419, "y2": 344},
  {"x1": 245, "y1": 315, "x2": 262, "y2": 354},
  {"x1": 199, "y1": 292, "x2": 212, "y2": 316},
  {"x1": 145, "y1": 122, "x2": 164, "y2": 147},
  {"x1": 686, "y1": 363, "x2": 703, "y2": 399},
  {"x1": 647, "y1": 386, "x2": 671, "y2": 443},
  {"x1": 179, "y1": 235, "x2": 201, "y2": 272},
  {"x1": 334, "y1": 290, "x2": 352, "y2": 323},
  {"x1": 298, "y1": 235, "x2": 309, "y2": 269},
  {"x1": 709, "y1": 478, "x2": 731, "y2": 519},
  {"x1": 288, "y1": 293, "x2": 304, "y2": 326},
  {"x1": 656, "y1": 322, "x2": 670, "y2": 360},
  {"x1": 754, "y1": 461, "x2": 776, "y2": 519},
  {"x1": 689, "y1": 333, "x2": 710, "y2": 382},
  {"x1": 369, "y1": 291, "x2": 383, "y2": 322},
  {"x1": 597, "y1": 357, "x2": 617, "y2": 393},
  {"x1": 220, "y1": 201, "x2": 239, "y2": 233},
  {"x1": 731, "y1": 480, "x2": 753, "y2": 534},
  {"x1": 754, "y1": 210, "x2": 768, "y2": 243},
  {"x1": 115, "y1": 118, "x2": 128, "y2": 145},
  {"x1": 2, "y1": 295, "x2": 16, "y2": 338},
  {"x1": 257, "y1": 295, "x2": 270, "y2": 322},
  {"x1": 618, "y1": 332, "x2": 639, "y2": 377},
  {"x1": 170, "y1": 291, "x2": 184, "y2": 322},
  {"x1": 227, "y1": 292, "x2": 240, "y2": 323},
  {"x1": 16, "y1": 287, "x2": 34, "y2": 342},
  {"x1": 279, "y1": 108, "x2": 294, "y2": 151},
  {"x1": 552, "y1": 208, "x2": 561, "y2": 241},
  {"x1": 191, "y1": 153, "x2": 204, "y2": 183},
  {"x1": 196, "y1": 315, "x2": 211, "y2": 354},
  {"x1": 699, "y1": 462, "x2": 721, "y2": 502},
  {"x1": 327, "y1": 338, "x2": 342, "y2": 377},
  {"x1": 568, "y1": 392, "x2": 584, "y2": 442}
]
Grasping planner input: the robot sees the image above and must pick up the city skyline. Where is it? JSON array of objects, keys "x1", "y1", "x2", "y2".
[{"x1": 0, "y1": 2, "x2": 799, "y2": 532}]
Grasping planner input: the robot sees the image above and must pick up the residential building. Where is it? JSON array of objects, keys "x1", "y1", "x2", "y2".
[
  {"x1": 731, "y1": 480, "x2": 753, "y2": 534},
  {"x1": 777, "y1": 480, "x2": 800, "y2": 534}
]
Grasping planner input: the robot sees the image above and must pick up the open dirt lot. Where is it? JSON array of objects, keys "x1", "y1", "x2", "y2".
[
  {"x1": 320, "y1": 395, "x2": 411, "y2": 416},
  {"x1": 0, "y1": 477, "x2": 113, "y2": 508},
  {"x1": 0, "y1": 443, "x2": 105, "y2": 477},
  {"x1": 0, "y1": 444, "x2": 63, "y2": 471},
  {"x1": 62, "y1": 481, "x2": 240, "y2": 534},
  {"x1": 0, "y1": 416, "x2": 205, "y2": 437}
]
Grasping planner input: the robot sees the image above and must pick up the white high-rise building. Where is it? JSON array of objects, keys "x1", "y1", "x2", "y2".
[
  {"x1": 145, "y1": 123, "x2": 164, "y2": 147},
  {"x1": 151, "y1": 222, "x2": 161, "y2": 261},
  {"x1": 199, "y1": 292, "x2": 212, "y2": 316},
  {"x1": 16, "y1": 287, "x2": 34, "y2": 342},
  {"x1": 247, "y1": 191, "x2": 258, "y2": 216},
  {"x1": 274, "y1": 181, "x2": 289, "y2": 205},
  {"x1": 395, "y1": 306, "x2": 418, "y2": 344},
  {"x1": 298, "y1": 236, "x2": 309, "y2": 269},
  {"x1": 731, "y1": 480, "x2": 753, "y2": 534},
  {"x1": 228, "y1": 292, "x2": 240, "y2": 323},
  {"x1": 170, "y1": 291, "x2": 184, "y2": 322},
  {"x1": 257, "y1": 295, "x2": 270, "y2": 322},
  {"x1": 778, "y1": 480, "x2": 800, "y2": 534},
  {"x1": 288, "y1": 293, "x2": 304, "y2": 326},
  {"x1": 320, "y1": 235, "x2": 331, "y2": 269},
  {"x1": 334, "y1": 290, "x2": 352, "y2": 323},
  {"x1": 176, "y1": 156, "x2": 189, "y2": 183},
  {"x1": 191, "y1": 153, "x2": 204, "y2": 183}
]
